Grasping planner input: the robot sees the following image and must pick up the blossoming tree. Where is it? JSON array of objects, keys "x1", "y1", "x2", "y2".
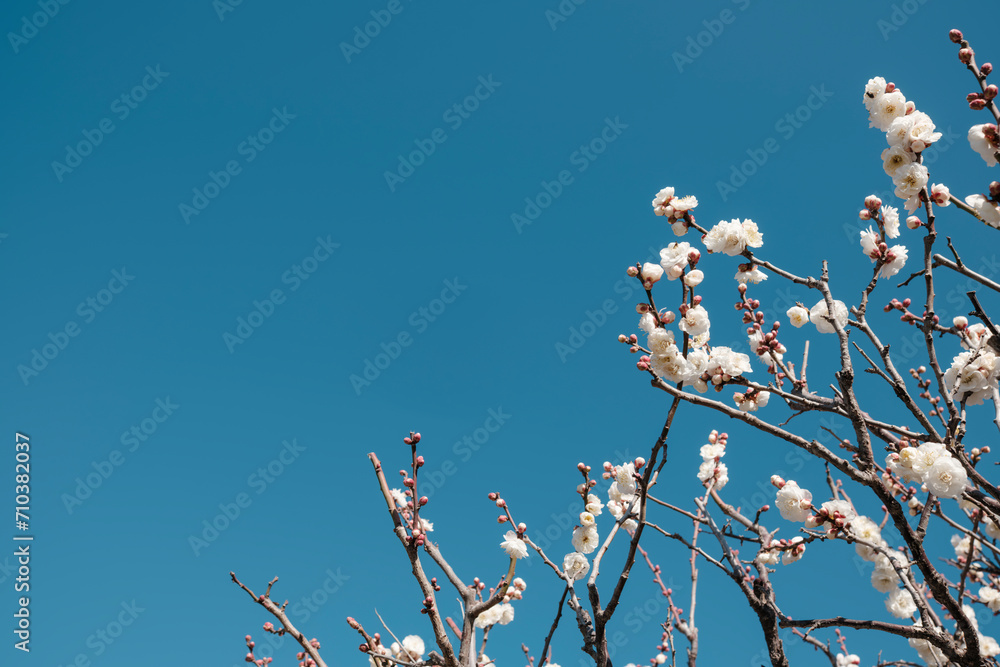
[{"x1": 232, "y1": 28, "x2": 1000, "y2": 667}]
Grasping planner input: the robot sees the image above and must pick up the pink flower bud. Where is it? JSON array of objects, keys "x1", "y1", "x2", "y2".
[
  {"x1": 626, "y1": 266, "x2": 639, "y2": 277},
  {"x1": 246, "y1": 635, "x2": 253, "y2": 642},
  {"x1": 971, "y1": 99, "x2": 987, "y2": 110},
  {"x1": 949, "y1": 28, "x2": 964, "y2": 43},
  {"x1": 990, "y1": 181, "x2": 1000, "y2": 197},
  {"x1": 498, "y1": 515, "x2": 507, "y2": 523},
  {"x1": 518, "y1": 522, "x2": 526, "y2": 531},
  {"x1": 246, "y1": 654, "x2": 255, "y2": 662},
  {"x1": 859, "y1": 209, "x2": 871, "y2": 220},
  {"x1": 618, "y1": 334, "x2": 627, "y2": 343},
  {"x1": 960, "y1": 48, "x2": 974, "y2": 64},
  {"x1": 981, "y1": 63, "x2": 993, "y2": 76},
  {"x1": 906, "y1": 215, "x2": 922, "y2": 229},
  {"x1": 661, "y1": 310, "x2": 675, "y2": 324},
  {"x1": 634, "y1": 457, "x2": 646, "y2": 469},
  {"x1": 419, "y1": 496, "x2": 429, "y2": 505},
  {"x1": 986, "y1": 86, "x2": 999, "y2": 101}
]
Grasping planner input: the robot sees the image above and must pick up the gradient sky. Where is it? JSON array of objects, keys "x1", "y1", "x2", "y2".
[{"x1": 3, "y1": 1, "x2": 1000, "y2": 666}]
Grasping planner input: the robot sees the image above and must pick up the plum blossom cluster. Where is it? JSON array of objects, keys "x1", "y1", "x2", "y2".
[
  {"x1": 652, "y1": 187, "x2": 699, "y2": 236},
  {"x1": 943, "y1": 323, "x2": 1000, "y2": 406},
  {"x1": 858, "y1": 194, "x2": 908, "y2": 279},
  {"x1": 473, "y1": 577, "x2": 525, "y2": 628},
  {"x1": 864, "y1": 77, "x2": 945, "y2": 213},
  {"x1": 696, "y1": 430, "x2": 728, "y2": 490},
  {"x1": 604, "y1": 459, "x2": 643, "y2": 532},
  {"x1": 885, "y1": 439, "x2": 970, "y2": 500}
]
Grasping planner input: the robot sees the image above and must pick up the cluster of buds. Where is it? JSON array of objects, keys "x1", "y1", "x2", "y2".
[
  {"x1": 884, "y1": 297, "x2": 939, "y2": 328},
  {"x1": 294, "y1": 639, "x2": 321, "y2": 667},
  {"x1": 859, "y1": 194, "x2": 883, "y2": 220},
  {"x1": 403, "y1": 431, "x2": 421, "y2": 445},
  {"x1": 420, "y1": 596, "x2": 434, "y2": 615},
  {"x1": 805, "y1": 505, "x2": 852, "y2": 534},
  {"x1": 708, "y1": 430, "x2": 727, "y2": 448},
  {"x1": 244, "y1": 635, "x2": 274, "y2": 666}
]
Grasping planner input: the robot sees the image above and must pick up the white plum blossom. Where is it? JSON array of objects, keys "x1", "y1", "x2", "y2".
[
  {"x1": 821, "y1": 499, "x2": 857, "y2": 522},
  {"x1": 863, "y1": 76, "x2": 888, "y2": 110},
  {"x1": 678, "y1": 305, "x2": 710, "y2": 337},
  {"x1": 930, "y1": 183, "x2": 951, "y2": 206},
  {"x1": 981, "y1": 587, "x2": 1000, "y2": 613},
  {"x1": 781, "y1": 537, "x2": 805, "y2": 565},
  {"x1": 968, "y1": 124, "x2": 999, "y2": 167},
  {"x1": 697, "y1": 460, "x2": 729, "y2": 490},
  {"x1": 849, "y1": 515, "x2": 886, "y2": 562},
  {"x1": 872, "y1": 553, "x2": 903, "y2": 593},
  {"x1": 883, "y1": 205, "x2": 901, "y2": 237},
  {"x1": 881, "y1": 145, "x2": 913, "y2": 179},
  {"x1": 659, "y1": 242, "x2": 694, "y2": 279},
  {"x1": 647, "y1": 328, "x2": 676, "y2": 356},
  {"x1": 734, "y1": 389, "x2": 769, "y2": 412},
  {"x1": 870, "y1": 90, "x2": 907, "y2": 130},
  {"x1": 563, "y1": 552, "x2": 590, "y2": 581},
  {"x1": 639, "y1": 312, "x2": 658, "y2": 334},
  {"x1": 952, "y1": 533, "x2": 980, "y2": 561},
  {"x1": 775, "y1": 480, "x2": 813, "y2": 522},
  {"x1": 924, "y1": 456, "x2": 968, "y2": 499},
  {"x1": 500, "y1": 530, "x2": 528, "y2": 559},
  {"x1": 395, "y1": 636, "x2": 425, "y2": 659},
  {"x1": 886, "y1": 587, "x2": 917, "y2": 619},
  {"x1": 702, "y1": 219, "x2": 763, "y2": 256},
  {"x1": 640, "y1": 262, "x2": 663, "y2": 285},
  {"x1": 735, "y1": 265, "x2": 767, "y2": 284},
  {"x1": 684, "y1": 269, "x2": 704, "y2": 286},
  {"x1": 786, "y1": 305, "x2": 809, "y2": 328},
  {"x1": 706, "y1": 346, "x2": 752, "y2": 380},
  {"x1": 879, "y1": 244, "x2": 908, "y2": 279},
  {"x1": 809, "y1": 298, "x2": 849, "y2": 334},
  {"x1": 579, "y1": 511, "x2": 596, "y2": 527},
  {"x1": 982, "y1": 635, "x2": 1000, "y2": 658},
  {"x1": 585, "y1": 494, "x2": 603, "y2": 516},
  {"x1": 860, "y1": 226, "x2": 879, "y2": 258},
  {"x1": 389, "y1": 488, "x2": 407, "y2": 507},
  {"x1": 652, "y1": 187, "x2": 676, "y2": 216},
  {"x1": 571, "y1": 525, "x2": 599, "y2": 554},
  {"x1": 650, "y1": 347, "x2": 696, "y2": 384},
  {"x1": 892, "y1": 163, "x2": 929, "y2": 199},
  {"x1": 944, "y1": 346, "x2": 1000, "y2": 405},
  {"x1": 836, "y1": 654, "x2": 861, "y2": 667},
  {"x1": 965, "y1": 194, "x2": 1000, "y2": 228},
  {"x1": 614, "y1": 462, "x2": 637, "y2": 497}
]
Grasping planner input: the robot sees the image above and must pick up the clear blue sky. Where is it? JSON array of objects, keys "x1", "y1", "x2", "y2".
[{"x1": 3, "y1": 1, "x2": 999, "y2": 665}]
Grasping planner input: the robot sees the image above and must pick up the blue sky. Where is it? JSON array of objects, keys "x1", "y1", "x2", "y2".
[{"x1": 3, "y1": 1, "x2": 1000, "y2": 665}]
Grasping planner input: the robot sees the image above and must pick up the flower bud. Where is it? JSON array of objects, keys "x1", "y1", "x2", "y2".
[
  {"x1": 960, "y1": 48, "x2": 974, "y2": 64},
  {"x1": 949, "y1": 29, "x2": 964, "y2": 43},
  {"x1": 906, "y1": 215, "x2": 922, "y2": 229},
  {"x1": 985, "y1": 85, "x2": 999, "y2": 101},
  {"x1": 953, "y1": 315, "x2": 968, "y2": 329},
  {"x1": 684, "y1": 269, "x2": 705, "y2": 286},
  {"x1": 971, "y1": 99, "x2": 987, "y2": 111},
  {"x1": 982, "y1": 62, "x2": 993, "y2": 76},
  {"x1": 864, "y1": 194, "x2": 882, "y2": 210},
  {"x1": 990, "y1": 181, "x2": 1000, "y2": 198},
  {"x1": 859, "y1": 209, "x2": 871, "y2": 220},
  {"x1": 626, "y1": 265, "x2": 639, "y2": 277}
]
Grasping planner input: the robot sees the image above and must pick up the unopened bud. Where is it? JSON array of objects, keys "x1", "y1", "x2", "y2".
[
  {"x1": 985, "y1": 85, "x2": 998, "y2": 101},
  {"x1": 960, "y1": 48, "x2": 974, "y2": 64},
  {"x1": 949, "y1": 28, "x2": 964, "y2": 43},
  {"x1": 981, "y1": 62, "x2": 993, "y2": 76}
]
